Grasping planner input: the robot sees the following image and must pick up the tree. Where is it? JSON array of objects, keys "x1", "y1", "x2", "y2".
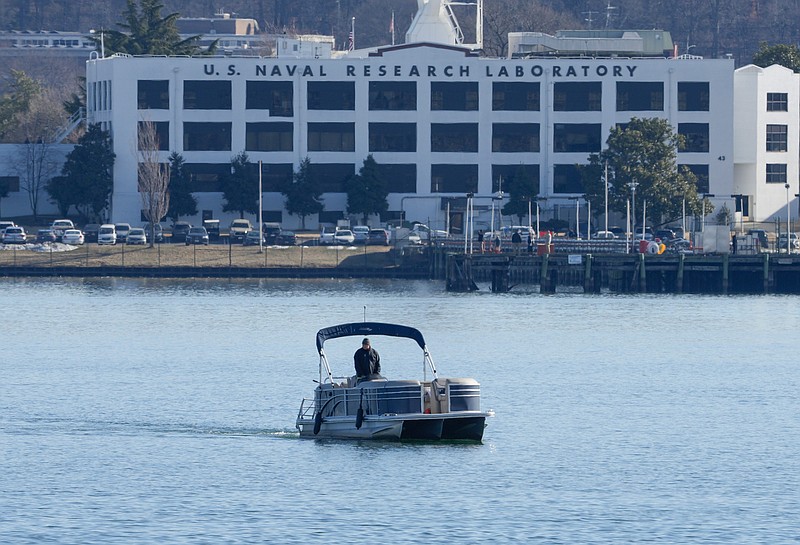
[
  {"x1": 138, "y1": 120, "x2": 170, "y2": 246},
  {"x1": 58, "y1": 123, "x2": 115, "y2": 222},
  {"x1": 0, "y1": 70, "x2": 42, "y2": 141},
  {"x1": 222, "y1": 151, "x2": 258, "y2": 219},
  {"x1": 46, "y1": 175, "x2": 72, "y2": 216},
  {"x1": 166, "y1": 151, "x2": 197, "y2": 222},
  {"x1": 581, "y1": 117, "x2": 706, "y2": 227},
  {"x1": 502, "y1": 165, "x2": 538, "y2": 224},
  {"x1": 9, "y1": 87, "x2": 68, "y2": 220},
  {"x1": 96, "y1": 0, "x2": 215, "y2": 56},
  {"x1": 752, "y1": 42, "x2": 800, "y2": 72},
  {"x1": 346, "y1": 155, "x2": 388, "y2": 225},
  {"x1": 283, "y1": 157, "x2": 324, "y2": 229}
]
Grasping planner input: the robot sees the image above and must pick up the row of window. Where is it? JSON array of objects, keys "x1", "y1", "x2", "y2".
[
  {"x1": 165, "y1": 162, "x2": 711, "y2": 195},
  {"x1": 138, "y1": 80, "x2": 712, "y2": 113},
  {"x1": 143, "y1": 121, "x2": 711, "y2": 153}
]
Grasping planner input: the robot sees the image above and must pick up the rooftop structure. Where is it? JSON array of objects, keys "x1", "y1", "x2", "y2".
[{"x1": 509, "y1": 29, "x2": 675, "y2": 59}]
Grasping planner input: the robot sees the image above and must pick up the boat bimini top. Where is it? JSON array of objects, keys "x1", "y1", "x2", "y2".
[{"x1": 315, "y1": 322, "x2": 437, "y2": 384}]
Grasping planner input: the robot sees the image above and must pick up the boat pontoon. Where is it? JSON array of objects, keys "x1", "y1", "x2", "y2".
[{"x1": 296, "y1": 322, "x2": 493, "y2": 441}]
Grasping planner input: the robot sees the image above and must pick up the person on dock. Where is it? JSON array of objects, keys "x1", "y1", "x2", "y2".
[
  {"x1": 354, "y1": 337, "x2": 382, "y2": 382},
  {"x1": 512, "y1": 230, "x2": 522, "y2": 254},
  {"x1": 478, "y1": 229, "x2": 485, "y2": 253}
]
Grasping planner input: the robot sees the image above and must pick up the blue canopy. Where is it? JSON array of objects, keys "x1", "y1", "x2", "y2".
[{"x1": 316, "y1": 322, "x2": 426, "y2": 354}]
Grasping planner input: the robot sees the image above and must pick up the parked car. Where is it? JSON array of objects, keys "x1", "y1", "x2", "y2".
[
  {"x1": 185, "y1": 226, "x2": 210, "y2": 245},
  {"x1": 202, "y1": 219, "x2": 220, "y2": 241},
  {"x1": 593, "y1": 230, "x2": 617, "y2": 240},
  {"x1": 352, "y1": 225, "x2": 370, "y2": 244},
  {"x1": 114, "y1": 223, "x2": 132, "y2": 243},
  {"x1": 777, "y1": 232, "x2": 800, "y2": 250},
  {"x1": 171, "y1": 221, "x2": 192, "y2": 243},
  {"x1": 243, "y1": 230, "x2": 265, "y2": 246},
  {"x1": 142, "y1": 223, "x2": 163, "y2": 243},
  {"x1": 274, "y1": 230, "x2": 297, "y2": 246},
  {"x1": 0, "y1": 220, "x2": 17, "y2": 242},
  {"x1": 83, "y1": 224, "x2": 100, "y2": 243},
  {"x1": 319, "y1": 228, "x2": 336, "y2": 245},
  {"x1": 61, "y1": 229, "x2": 85, "y2": 245},
  {"x1": 36, "y1": 229, "x2": 57, "y2": 243},
  {"x1": 367, "y1": 228, "x2": 390, "y2": 245},
  {"x1": 333, "y1": 229, "x2": 355, "y2": 245},
  {"x1": 262, "y1": 222, "x2": 282, "y2": 244},
  {"x1": 50, "y1": 219, "x2": 74, "y2": 241},
  {"x1": 126, "y1": 228, "x2": 147, "y2": 245},
  {"x1": 3, "y1": 226, "x2": 27, "y2": 244},
  {"x1": 97, "y1": 224, "x2": 117, "y2": 245},
  {"x1": 229, "y1": 219, "x2": 253, "y2": 243},
  {"x1": 654, "y1": 228, "x2": 676, "y2": 242}
]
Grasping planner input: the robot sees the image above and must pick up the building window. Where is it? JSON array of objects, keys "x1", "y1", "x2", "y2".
[
  {"x1": 376, "y1": 163, "x2": 417, "y2": 192},
  {"x1": 678, "y1": 82, "x2": 710, "y2": 111},
  {"x1": 137, "y1": 121, "x2": 169, "y2": 151},
  {"x1": 308, "y1": 163, "x2": 354, "y2": 192},
  {"x1": 492, "y1": 123, "x2": 539, "y2": 153},
  {"x1": 431, "y1": 82, "x2": 478, "y2": 111},
  {"x1": 307, "y1": 122, "x2": 355, "y2": 152},
  {"x1": 492, "y1": 82, "x2": 540, "y2": 111},
  {"x1": 138, "y1": 80, "x2": 169, "y2": 109},
  {"x1": 431, "y1": 164, "x2": 478, "y2": 193},
  {"x1": 766, "y1": 124, "x2": 788, "y2": 152},
  {"x1": 369, "y1": 123, "x2": 416, "y2": 152},
  {"x1": 319, "y1": 210, "x2": 345, "y2": 223},
  {"x1": 257, "y1": 163, "x2": 294, "y2": 191},
  {"x1": 0, "y1": 176, "x2": 20, "y2": 192},
  {"x1": 492, "y1": 165, "x2": 540, "y2": 194},
  {"x1": 246, "y1": 122, "x2": 293, "y2": 152},
  {"x1": 183, "y1": 122, "x2": 232, "y2": 151},
  {"x1": 184, "y1": 163, "x2": 230, "y2": 192},
  {"x1": 307, "y1": 81, "x2": 355, "y2": 110},
  {"x1": 767, "y1": 92, "x2": 788, "y2": 112},
  {"x1": 553, "y1": 164, "x2": 584, "y2": 194},
  {"x1": 369, "y1": 81, "x2": 416, "y2": 110},
  {"x1": 246, "y1": 81, "x2": 293, "y2": 116},
  {"x1": 183, "y1": 81, "x2": 231, "y2": 110},
  {"x1": 766, "y1": 163, "x2": 787, "y2": 184},
  {"x1": 553, "y1": 82, "x2": 601, "y2": 111},
  {"x1": 430, "y1": 123, "x2": 478, "y2": 152},
  {"x1": 616, "y1": 82, "x2": 664, "y2": 111},
  {"x1": 682, "y1": 164, "x2": 709, "y2": 193},
  {"x1": 553, "y1": 124, "x2": 601, "y2": 153},
  {"x1": 678, "y1": 123, "x2": 709, "y2": 152}
]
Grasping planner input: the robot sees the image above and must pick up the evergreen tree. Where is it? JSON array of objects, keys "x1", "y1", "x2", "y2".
[
  {"x1": 56, "y1": 123, "x2": 115, "y2": 222},
  {"x1": 346, "y1": 155, "x2": 389, "y2": 225},
  {"x1": 0, "y1": 70, "x2": 42, "y2": 141},
  {"x1": 581, "y1": 117, "x2": 705, "y2": 227},
  {"x1": 222, "y1": 151, "x2": 258, "y2": 219},
  {"x1": 502, "y1": 165, "x2": 538, "y2": 224},
  {"x1": 167, "y1": 151, "x2": 197, "y2": 222},
  {"x1": 96, "y1": 0, "x2": 216, "y2": 56},
  {"x1": 283, "y1": 157, "x2": 324, "y2": 229}
]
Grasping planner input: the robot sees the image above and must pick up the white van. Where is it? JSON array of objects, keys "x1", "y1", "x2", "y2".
[{"x1": 97, "y1": 224, "x2": 117, "y2": 245}]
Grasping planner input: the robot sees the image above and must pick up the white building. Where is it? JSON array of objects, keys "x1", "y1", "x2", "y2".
[
  {"x1": 82, "y1": 44, "x2": 734, "y2": 231},
  {"x1": 733, "y1": 64, "x2": 800, "y2": 226}
]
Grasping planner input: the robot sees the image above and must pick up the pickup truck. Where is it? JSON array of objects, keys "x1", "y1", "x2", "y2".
[{"x1": 411, "y1": 224, "x2": 448, "y2": 241}]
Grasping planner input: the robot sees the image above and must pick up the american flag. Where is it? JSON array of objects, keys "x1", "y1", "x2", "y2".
[{"x1": 347, "y1": 30, "x2": 354, "y2": 51}]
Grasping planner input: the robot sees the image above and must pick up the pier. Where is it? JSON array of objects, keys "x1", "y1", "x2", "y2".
[{"x1": 442, "y1": 252, "x2": 800, "y2": 294}]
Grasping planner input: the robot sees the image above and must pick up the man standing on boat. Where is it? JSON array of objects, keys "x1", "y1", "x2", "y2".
[{"x1": 354, "y1": 337, "x2": 382, "y2": 382}]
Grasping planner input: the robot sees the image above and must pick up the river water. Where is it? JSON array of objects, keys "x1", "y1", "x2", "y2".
[{"x1": 2, "y1": 277, "x2": 799, "y2": 543}]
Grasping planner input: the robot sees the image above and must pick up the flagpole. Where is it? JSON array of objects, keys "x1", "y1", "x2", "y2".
[
  {"x1": 351, "y1": 17, "x2": 355, "y2": 50},
  {"x1": 391, "y1": 11, "x2": 395, "y2": 45}
]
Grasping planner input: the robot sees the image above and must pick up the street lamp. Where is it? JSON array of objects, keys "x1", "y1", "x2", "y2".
[
  {"x1": 569, "y1": 196, "x2": 582, "y2": 239},
  {"x1": 785, "y1": 183, "x2": 791, "y2": 254}
]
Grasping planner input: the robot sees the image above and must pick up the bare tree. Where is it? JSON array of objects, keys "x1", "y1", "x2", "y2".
[
  {"x1": 9, "y1": 87, "x2": 67, "y2": 220},
  {"x1": 137, "y1": 119, "x2": 170, "y2": 247}
]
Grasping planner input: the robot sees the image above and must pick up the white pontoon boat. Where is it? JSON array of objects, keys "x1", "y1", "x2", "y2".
[{"x1": 296, "y1": 322, "x2": 493, "y2": 441}]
